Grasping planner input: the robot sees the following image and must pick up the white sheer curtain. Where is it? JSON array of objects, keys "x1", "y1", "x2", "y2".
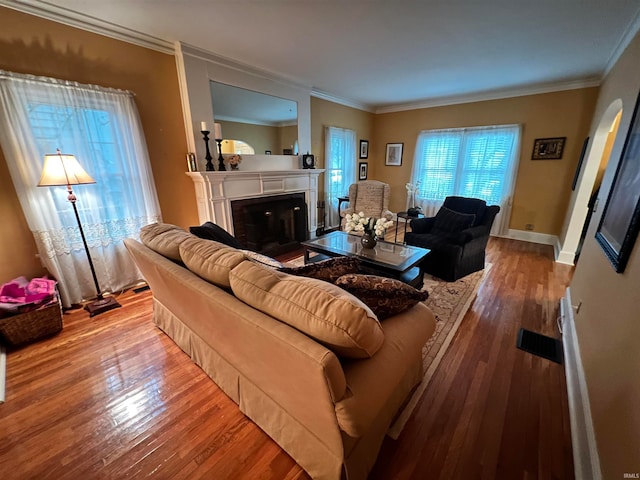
[
  {"x1": 0, "y1": 70, "x2": 161, "y2": 307},
  {"x1": 410, "y1": 124, "x2": 521, "y2": 235},
  {"x1": 324, "y1": 126, "x2": 356, "y2": 228}
]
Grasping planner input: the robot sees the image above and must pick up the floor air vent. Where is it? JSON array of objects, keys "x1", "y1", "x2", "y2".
[{"x1": 516, "y1": 328, "x2": 563, "y2": 364}]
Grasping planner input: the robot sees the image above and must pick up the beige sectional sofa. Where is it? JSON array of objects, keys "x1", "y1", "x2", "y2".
[{"x1": 124, "y1": 224, "x2": 436, "y2": 480}]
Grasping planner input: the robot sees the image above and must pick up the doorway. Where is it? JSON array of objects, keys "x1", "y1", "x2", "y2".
[{"x1": 557, "y1": 100, "x2": 623, "y2": 265}]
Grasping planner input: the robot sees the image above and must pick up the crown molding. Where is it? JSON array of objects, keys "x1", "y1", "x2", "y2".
[
  {"x1": 375, "y1": 78, "x2": 602, "y2": 114},
  {"x1": 0, "y1": 0, "x2": 174, "y2": 54},
  {"x1": 604, "y1": 5, "x2": 640, "y2": 76},
  {"x1": 311, "y1": 89, "x2": 375, "y2": 113},
  {"x1": 179, "y1": 42, "x2": 310, "y2": 94}
]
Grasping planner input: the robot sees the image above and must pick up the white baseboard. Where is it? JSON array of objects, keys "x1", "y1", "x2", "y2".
[
  {"x1": 556, "y1": 248, "x2": 577, "y2": 266},
  {"x1": 503, "y1": 229, "x2": 559, "y2": 246},
  {"x1": 0, "y1": 345, "x2": 5, "y2": 403},
  {"x1": 561, "y1": 288, "x2": 601, "y2": 480}
]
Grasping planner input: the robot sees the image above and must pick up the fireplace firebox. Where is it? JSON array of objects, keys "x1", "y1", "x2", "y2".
[{"x1": 231, "y1": 193, "x2": 308, "y2": 257}]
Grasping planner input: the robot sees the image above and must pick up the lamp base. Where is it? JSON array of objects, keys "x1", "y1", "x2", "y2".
[{"x1": 84, "y1": 296, "x2": 121, "y2": 317}]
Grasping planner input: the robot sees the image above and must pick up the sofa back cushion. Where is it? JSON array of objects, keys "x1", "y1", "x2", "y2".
[
  {"x1": 230, "y1": 260, "x2": 384, "y2": 358},
  {"x1": 140, "y1": 223, "x2": 193, "y2": 262},
  {"x1": 179, "y1": 237, "x2": 247, "y2": 288}
]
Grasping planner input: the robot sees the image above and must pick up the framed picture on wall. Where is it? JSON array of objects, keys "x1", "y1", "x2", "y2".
[
  {"x1": 531, "y1": 137, "x2": 566, "y2": 160},
  {"x1": 359, "y1": 140, "x2": 369, "y2": 159},
  {"x1": 385, "y1": 143, "x2": 403, "y2": 166},
  {"x1": 596, "y1": 90, "x2": 640, "y2": 273},
  {"x1": 359, "y1": 162, "x2": 368, "y2": 180}
]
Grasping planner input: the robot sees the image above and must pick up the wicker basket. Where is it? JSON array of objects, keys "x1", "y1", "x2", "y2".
[{"x1": 0, "y1": 299, "x2": 63, "y2": 347}]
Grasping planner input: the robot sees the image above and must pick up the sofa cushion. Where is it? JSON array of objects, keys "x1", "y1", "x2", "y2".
[
  {"x1": 278, "y1": 256, "x2": 361, "y2": 283},
  {"x1": 335, "y1": 274, "x2": 429, "y2": 320},
  {"x1": 189, "y1": 221, "x2": 244, "y2": 249},
  {"x1": 139, "y1": 223, "x2": 193, "y2": 262},
  {"x1": 443, "y1": 196, "x2": 487, "y2": 226},
  {"x1": 230, "y1": 260, "x2": 384, "y2": 358},
  {"x1": 179, "y1": 237, "x2": 246, "y2": 288},
  {"x1": 433, "y1": 207, "x2": 475, "y2": 235}
]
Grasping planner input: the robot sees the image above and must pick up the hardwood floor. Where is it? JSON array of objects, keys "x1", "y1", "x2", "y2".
[{"x1": 0, "y1": 237, "x2": 574, "y2": 479}]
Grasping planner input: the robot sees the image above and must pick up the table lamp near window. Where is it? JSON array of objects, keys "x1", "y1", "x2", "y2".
[{"x1": 38, "y1": 149, "x2": 121, "y2": 317}]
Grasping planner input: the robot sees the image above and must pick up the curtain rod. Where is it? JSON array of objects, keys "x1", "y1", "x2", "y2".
[{"x1": 0, "y1": 69, "x2": 135, "y2": 97}]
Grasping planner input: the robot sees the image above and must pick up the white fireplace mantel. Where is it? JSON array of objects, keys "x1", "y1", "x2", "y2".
[{"x1": 187, "y1": 169, "x2": 325, "y2": 236}]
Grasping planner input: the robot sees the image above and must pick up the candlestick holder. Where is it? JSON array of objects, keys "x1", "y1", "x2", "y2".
[
  {"x1": 216, "y1": 139, "x2": 226, "y2": 171},
  {"x1": 201, "y1": 130, "x2": 214, "y2": 171}
]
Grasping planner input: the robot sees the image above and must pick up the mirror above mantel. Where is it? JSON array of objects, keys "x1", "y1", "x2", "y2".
[{"x1": 210, "y1": 81, "x2": 299, "y2": 156}]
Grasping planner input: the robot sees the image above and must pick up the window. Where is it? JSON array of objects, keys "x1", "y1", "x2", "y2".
[
  {"x1": 411, "y1": 125, "x2": 520, "y2": 233},
  {"x1": 0, "y1": 70, "x2": 160, "y2": 306},
  {"x1": 325, "y1": 126, "x2": 356, "y2": 228}
]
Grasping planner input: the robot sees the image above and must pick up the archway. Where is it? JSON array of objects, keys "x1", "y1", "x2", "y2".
[{"x1": 557, "y1": 100, "x2": 623, "y2": 264}]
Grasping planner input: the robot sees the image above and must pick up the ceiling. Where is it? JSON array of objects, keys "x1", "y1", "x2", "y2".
[{"x1": 7, "y1": 0, "x2": 640, "y2": 111}]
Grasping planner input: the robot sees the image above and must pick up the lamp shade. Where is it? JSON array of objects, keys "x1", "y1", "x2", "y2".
[{"x1": 38, "y1": 151, "x2": 95, "y2": 186}]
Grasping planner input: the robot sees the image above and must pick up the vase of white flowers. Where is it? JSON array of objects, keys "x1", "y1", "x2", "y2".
[
  {"x1": 405, "y1": 181, "x2": 422, "y2": 216},
  {"x1": 344, "y1": 212, "x2": 394, "y2": 249},
  {"x1": 227, "y1": 154, "x2": 242, "y2": 170}
]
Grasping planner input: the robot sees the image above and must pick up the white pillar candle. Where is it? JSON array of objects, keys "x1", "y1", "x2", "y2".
[
  {"x1": 200, "y1": 121, "x2": 208, "y2": 132},
  {"x1": 214, "y1": 123, "x2": 222, "y2": 140}
]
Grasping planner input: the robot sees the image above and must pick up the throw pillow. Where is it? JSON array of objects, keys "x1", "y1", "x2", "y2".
[
  {"x1": 278, "y1": 256, "x2": 361, "y2": 283},
  {"x1": 433, "y1": 207, "x2": 476, "y2": 235},
  {"x1": 240, "y1": 249, "x2": 283, "y2": 269},
  {"x1": 335, "y1": 274, "x2": 429, "y2": 320},
  {"x1": 230, "y1": 260, "x2": 384, "y2": 359},
  {"x1": 189, "y1": 222, "x2": 244, "y2": 249}
]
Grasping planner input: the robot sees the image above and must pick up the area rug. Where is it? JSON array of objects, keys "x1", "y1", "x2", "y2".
[{"x1": 282, "y1": 255, "x2": 490, "y2": 438}]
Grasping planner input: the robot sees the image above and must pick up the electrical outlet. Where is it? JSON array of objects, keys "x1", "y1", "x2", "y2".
[{"x1": 525, "y1": 223, "x2": 534, "y2": 231}]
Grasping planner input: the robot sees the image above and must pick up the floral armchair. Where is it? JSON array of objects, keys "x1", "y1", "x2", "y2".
[{"x1": 341, "y1": 180, "x2": 393, "y2": 228}]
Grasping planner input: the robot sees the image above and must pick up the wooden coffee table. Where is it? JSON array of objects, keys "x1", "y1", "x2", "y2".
[{"x1": 301, "y1": 231, "x2": 430, "y2": 288}]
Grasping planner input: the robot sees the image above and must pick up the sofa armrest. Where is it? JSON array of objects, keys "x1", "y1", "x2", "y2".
[{"x1": 409, "y1": 216, "x2": 435, "y2": 234}]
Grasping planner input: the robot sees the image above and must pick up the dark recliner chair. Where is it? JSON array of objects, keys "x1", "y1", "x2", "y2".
[{"x1": 404, "y1": 196, "x2": 500, "y2": 281}]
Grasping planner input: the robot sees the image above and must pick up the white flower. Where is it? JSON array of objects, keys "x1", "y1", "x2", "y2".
[{"x1": 344, "y1": 213, "x2": 392, "y2": 238}]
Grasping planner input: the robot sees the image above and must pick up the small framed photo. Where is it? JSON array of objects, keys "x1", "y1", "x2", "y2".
[
  {"x1": 186, "y1": 152, "x2": 197, "y2": 172},
  {"x1": 265, "y1": 150, "x2": 272, "y2": 155},
  {"x1": 359, "y1": 140, "x2": 369, "y2": 159},
  {"x1": 359, "y1": 162, "x2": 368, "y2": 180},
  {"x1": 385, "y1": 143, "x2": 403, "y2": 166},
  {"x1": 532, "y1": 137, "x2": 566, "y2": 160}
]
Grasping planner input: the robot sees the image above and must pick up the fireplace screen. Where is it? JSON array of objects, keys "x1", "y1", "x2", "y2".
[{"x1": 231, "y1": 193, "x2": 308, "y2": 257}]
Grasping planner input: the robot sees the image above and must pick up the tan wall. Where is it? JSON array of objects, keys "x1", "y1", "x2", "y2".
[
  {"x1": 569, "y1": 31, "x2": 640, "y2": 479},
  {"x1": 372, "y1": 89, "x2": 599, "y2": 234},
  {"x1": 219, "y1": 120, "x2": 279, "y2": 154},
  {"x1": 0, "y1": 7, "x2": 192, "y2": 283},
  {"x1": 310, "y1": 96, "x2": 374, "y2": 200}
]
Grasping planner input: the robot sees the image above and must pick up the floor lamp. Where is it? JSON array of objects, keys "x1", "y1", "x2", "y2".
[{"x1": 38, "y1": 149, "x2": 121, "y2": 317}]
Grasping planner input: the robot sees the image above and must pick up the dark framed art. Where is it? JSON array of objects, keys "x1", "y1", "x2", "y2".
[
  {"x1": 385, "y1": 143, "x2": 403, "y2": 166},
  {"x1": 359, "y1": 162, "x2": 368, "y2": 180},
  {"x1": 596, "y1": 91, "x2": 640, "y2": 273},
  {"x1": 532, "y1": 137, "x2": 566, "y2": 160},
  {"x1": 359, "y1": 140, "x2": 369, "y2": 159},
  {"x1": 572, "y1": 137, "x2": 589, "y2": 190}
]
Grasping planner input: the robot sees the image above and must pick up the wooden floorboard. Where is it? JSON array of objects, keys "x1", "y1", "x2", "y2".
[{"x1": 0, "y1": 236, "x2": 574, "y2": 479}]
